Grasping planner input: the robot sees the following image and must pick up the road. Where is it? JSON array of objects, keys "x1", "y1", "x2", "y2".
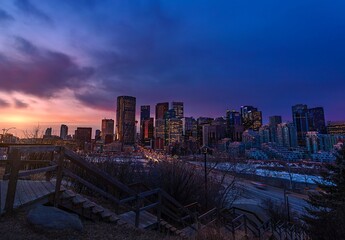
[
  {"x1": 140, "y1": 149, "x2": 310, "y2": 215},
  {"x1": 236, "y1": 179, "x2": 309, "y2": 214}
]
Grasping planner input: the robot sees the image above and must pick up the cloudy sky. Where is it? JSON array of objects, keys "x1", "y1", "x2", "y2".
[{"x1": 0, "y1": 0, "x2": 344, "y2": 135}]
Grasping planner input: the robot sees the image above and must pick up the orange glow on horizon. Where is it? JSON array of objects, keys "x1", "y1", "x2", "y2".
[{"x1": 0, "y1": 90, "x2": 114, "y2": 137}]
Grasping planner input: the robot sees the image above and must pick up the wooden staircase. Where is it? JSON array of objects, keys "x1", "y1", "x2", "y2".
[{"x1": 0, "y1": 144, "x2": 310, "y2": 239}]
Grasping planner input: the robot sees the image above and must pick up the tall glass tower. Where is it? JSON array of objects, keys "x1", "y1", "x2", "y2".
[{"x1": 116, "y1": 96, "x2": 136, "y2": 145}]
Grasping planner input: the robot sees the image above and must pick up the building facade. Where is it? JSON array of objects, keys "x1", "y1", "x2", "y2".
[
  {"x1": 60, "y1": 124, "x2": 68, "y2": 140},
  {"x1": 292, "y1": 104, "x2": 309, "y2": 146},
  {"x1": 116, "y1": 96, "x2": 136, "y2": 145},
  {"x1": 101, "y1": 119, "x2": 114, "y2": 143},
  {"x1": 172, "y1": 102, "x2": 184, "y2": 119}
]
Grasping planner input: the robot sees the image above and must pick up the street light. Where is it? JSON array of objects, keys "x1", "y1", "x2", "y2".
[
  {"x1": 284, "y1": 188, "x2": 291, "y2": 222},
  {"x1": 1, "y1": 127, "x2": 16, "y2": 143},
  {"x1": 201, "y1": 145, "x2": 210, "y2": 209}
]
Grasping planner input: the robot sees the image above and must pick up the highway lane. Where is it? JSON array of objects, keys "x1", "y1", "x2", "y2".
[
  {"x1": 236, "y1": 180, "x2": 309, "y2": 214},
  {"x1": 208, "y1": 168, "x2": 310, "y2": 214}
]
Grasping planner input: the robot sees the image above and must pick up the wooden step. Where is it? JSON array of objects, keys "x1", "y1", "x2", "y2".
[
  {"x1": 83, "y1": 201, "x2": 96, "y2": 209},
  {"x1": 109, "y1": 214, "x2": 120, "y2": 223},
  {"x1": 92, "y1": 206, "x2": 104, "y2": 214},
  {"x1": 119, "y1": 210, "x2": 157, "y2": 229},
  {"x1": 72, "y1": 195, "x2": 87, "y2": 205},
  {"x1": 61, "y1": 190, "x2": 76, "y2": 199},
  {"x1": 101, "y1": 209, "x2": 113, "y2": 219}
]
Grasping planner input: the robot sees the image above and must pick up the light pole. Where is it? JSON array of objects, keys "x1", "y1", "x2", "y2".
[
  {"x1": 201, "y1": 145, "x2": 210, "y2": 209},
  {"x1": 284, "y1": 188, "x2": 291, "y2": 222},
  {"x1": 1, "y1": 127, "x2": 16, "y2": 143}
]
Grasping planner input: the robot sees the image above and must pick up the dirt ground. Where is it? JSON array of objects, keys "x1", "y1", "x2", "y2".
[{"x1": 0, "y1": 209, "x2": 179, "y2": 240}]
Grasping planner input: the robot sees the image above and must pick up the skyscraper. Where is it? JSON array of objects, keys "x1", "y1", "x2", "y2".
[
  {"x1": 142, "y1": 118, "x2": 154, "y2": 147},
  {"x1": 226, "y1": 110, "x2": 243, "y2": 141},
  {"x1": 240, "y1": 106, "x2": 262, "y2": 131},
  {"x1": 116, "y1": 96, "x2": 136, "y2": 145},
  {"x1": 101, "y1": 119, "x2": 114, "y2": 143},
  {"x1": 155, "y1": 102, "x2": 169, "y2": 120},
  {"x1": 140, "y1": 105, "x2": 150, "y2": 141},
  {"x1": 276, "y1": 123, "x2": 298, "y2": 148},
  {"x1": 292, "y1": 104, "x2": 309, "y2": 146},
  {"x1": 269, "y1": 116, "x2": 282, "y2": 126},
  {"x1": 308, "y1": 107, "x2": 326, "y2": 134},
  {"x1": 269, "y1": 116, "x2": 282, "y2": 143},
  {"x1": 60, "y1": 124, "x2": 68, "y2": 139},
  {"x1": 172, "y1": 101, "x2": 184, "y2": 119}
]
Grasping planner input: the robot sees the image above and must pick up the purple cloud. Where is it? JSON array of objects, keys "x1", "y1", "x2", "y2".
[
  {"x1": 0, "y1": 8, "x2": 14, "y2": 22},
  {"x1": 0, "y1": 36, "x2": 94, "y2": 98},
  {"x1": 0, "y1": 98, "x2": 10, "y2": 107},
  {"x1": 15, "y1": 0, "x2": 53, "y2": 24},
  {"x1": 14, "y1": 98, "x2": 28, "y2": 109}
]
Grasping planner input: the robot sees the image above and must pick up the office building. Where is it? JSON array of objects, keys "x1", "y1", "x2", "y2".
[
  {"x1": 95, "y1": 129, "x2": 101, "y2": 141},
  {"x1": 269, "y1": 116, "x2": 282, "y2": 126},
  {"x1": 269, "y1": 116, "x2": 282, "y2": 143},
  {"x1": 292, "y1": 104, "x2": 309, "y2": 146},
  {"x1": 101, "y1": 119, "x2": 114, "y2": 143},
  {"x1": 276, "y1": 123, "x2": 298, "y2": 148},
  {"x1": 45, "y1": 127, "x2": 52, "y2": 137},
  {"x1": 140, "y1": 105, "x2": 150, "y2": 140},
  {"x1": 172, "y1": 102, "x2": 184, "y2": 119},
  {"x1": 182, "y1": 117, "x2": 197, "y2": 141},
  {"x1": 75, "y1": 127, "x2": 92, "y2": 149},
  {"x1": 327, "y1": 121, "x2": 345, "y2": 135},
  {"x1": 116, "y1": 96, "x2": 136, "y2": 145},
  {"x1": 142, "y1": 118, "x2": 154, "y2": 147},
  {"x1": 60, "y1": 124, "x2": 68, "y2": 140},
  {"x1": 167, "y1": 118, "x2": 183, "y2": 145},
  {"x1": 308, "y1": 107, "x2": 326, "y2": 134},
  {"x1": 155, "y1": 102, "x2": 169, "y2": 120},
  {"x1": 240, "y1": 106, "x2": 262, "y2": 131}
]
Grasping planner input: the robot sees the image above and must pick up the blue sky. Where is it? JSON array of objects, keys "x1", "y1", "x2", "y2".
[{"x1": 0, "y1": 0, "x2": 344, "y2": 129}]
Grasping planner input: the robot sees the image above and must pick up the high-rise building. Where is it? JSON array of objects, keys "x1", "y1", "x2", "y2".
[
  {"x1": 292, "y1": 104, "x2": 309, "y2": 146},
  {"x1": 102, "y1": 119, "x2": 114, "y2": 143},
  {"x1": 259, "y1": 125, "x2": 270, "y2": 144},
  {"x1": 226, "y1": 110, "x2": 243, "y2": 141},
  {"x1": 116, "y1": 96, "x2": 136, "y2": 145},
  {"x1": 327, "y1": 121, "x2": 345, "y2": 135},
  {"x1": 167, "y1": 118, "x2": 183, "y2": 144},
  {"x1": 155, "y1": 102, "x2": 169, "y2": 120},
  {"x1": 140, "y1": 105, "x2": 150, "y2": 141},
  {"x1": 95, "y1": 129, "x2": 101, "y2": 141},
  {"x1": 45, "y1": 127, "x2": 52, "y2": 137},
  {"x1": 276, "y1": 123, "x2": 298, "y2": 148},
  {"x1": 269, "y1": 116, "x2": 282, "y2": 143},
  {"x1": 306, "y1": 131, "x2": 345, "y2": 154},
  {"x1": 60, "y1": 124, "x2": 68, "y2": 140},
  {"x1": 182, "y1": 117, "x2": 197, "y2": 141},
  {"x1": 75, "y1": 127, "x2": 92, "y2": 149},
  {"x1": 142, "y1": 118, "x2": 154, "y2": 147},
  {"x1": 308, "y1": 107, "x2": 326, "y2": 134},
  {"x1": 155, "y1": 119, "x2": 166, "y2": 149},
  {"x1": 240, "y1": 106, "x2": 262, "y2": 131},
  {"x1": 197, "y1": 117, "x2": 214, "y2": 146},
  {"x1": 269, "y1": 116, "x2": 282, "y2": 126},
  {"x1": 172, "y1": 102, "x2": 184, "y2": 119}
]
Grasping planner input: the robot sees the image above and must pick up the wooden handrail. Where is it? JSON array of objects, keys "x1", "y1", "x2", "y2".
[
  {"x1": 63, "y1": 169, "x2": 121, "y2": 205},
  {"x1": 8, "y1": 145, "x2": 59, "y2": 153},
  {"x1": 3, "y1": 165, "x2": 58, "y2": 180},
  {"x1": 64, "y1": 149, "x2": 136, "y2": 196}
]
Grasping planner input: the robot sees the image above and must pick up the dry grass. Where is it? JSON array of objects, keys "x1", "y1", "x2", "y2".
[{"x1": 0, "y1": 209, "x2": 180, "y2": 240}]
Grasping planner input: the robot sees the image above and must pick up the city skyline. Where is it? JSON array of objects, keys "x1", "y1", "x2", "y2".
[{"x1": 1, "y1": 1, "x2": 345, "y2": 133}]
